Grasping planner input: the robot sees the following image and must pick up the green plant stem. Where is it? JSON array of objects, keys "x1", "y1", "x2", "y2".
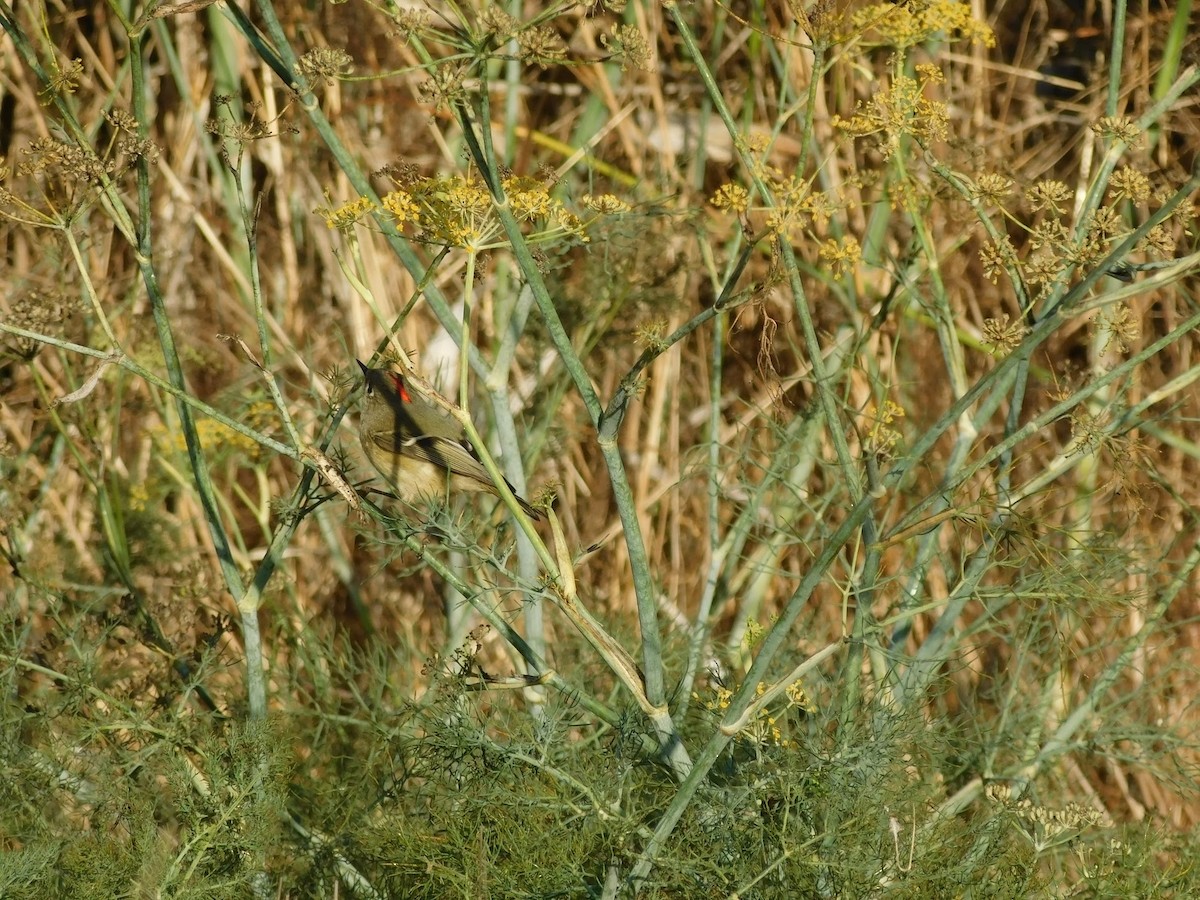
[
  {"x1": 892, "y1": 295, "x2": 1200, "y2": 707},
  {"x1": 63, "y1": 228, "x2": 118, "y2": 348},
  {"x1": 1152, "y1": 1, "x2": 1192, "y2": 142},
  {"x1": 926, "y1": 528, "x2": 1200, "y2": 877},
  {"x1": 0, "y1": 0, "x2": 271, "y2": 720},
  {"x1": 453, "y1": 93, "x2": 692, "y2": 777},
  {"x1": 672, "y1": 11, "x2": 858, "y2": 493},
  {"x1": 242, "y1": 0, "x2": 487, "y2": 378},
  {"x1": 1041, "y1": 64, "x2": 1200, "y2": 317},
  {"x1": 676, "y1": 300, "x2": 728, "y2": 718},
  {"x1": 368, "y1": 505, "x2": 640, "y2": 738},
  {"x1": 663, "y1": 0, "x2": 870, "y2": 791},
  {"x1": 629, "y1": 488, "x2": 876, "y2": 889},
  {"x1": 1107, "y1": 0, "x2": 1127, "y2": 119},
  {"x1": 120, "y1": 15, "x2": 261, "y2": 719},
  {"x1": 235, "y1": 172, "x2": 304, "y2": 451},
  {"x1": 672, "y1": 7, "x2": 863, "y2": 576},
  {"x1": 0, "y1": 326, "x2": 303, "y2": 460},
  {"x1": 0, "y1": 2, "x2": 136, "y2": 246},
  {"x1": 886, "y1": 159, "x2": 1200, "y2": 527}
]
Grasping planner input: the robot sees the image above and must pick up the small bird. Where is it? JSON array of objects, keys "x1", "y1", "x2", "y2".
[{"x1": 356, "y1": 360, "x2": 542, "y2": 520}]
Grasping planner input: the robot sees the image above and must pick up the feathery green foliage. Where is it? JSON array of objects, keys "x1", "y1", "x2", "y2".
[{"x1": 2, "y1": 0, "x2": 1200, "y2": 896}]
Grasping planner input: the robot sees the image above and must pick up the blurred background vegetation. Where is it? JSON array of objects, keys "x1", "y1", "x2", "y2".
[{"x1": 2, "y1": 0, "x2": 1200, "y2": 896}]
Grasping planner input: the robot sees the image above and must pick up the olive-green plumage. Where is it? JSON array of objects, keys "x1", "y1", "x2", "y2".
[{"x1": 356, "y1": 360, "x2": 541, "y2": 519}]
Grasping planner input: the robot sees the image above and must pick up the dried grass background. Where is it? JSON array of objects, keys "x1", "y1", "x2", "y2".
[{"x1": 2, "y1": 0, "x2": 1200, "y2": 896}]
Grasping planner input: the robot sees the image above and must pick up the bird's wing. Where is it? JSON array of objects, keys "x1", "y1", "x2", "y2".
[
  {"x1": 368, "y1": 430, "x2": 491, "y2": 483},
  {"x1": 368, "y1": 428, "x2": 544, "y2": 519}
]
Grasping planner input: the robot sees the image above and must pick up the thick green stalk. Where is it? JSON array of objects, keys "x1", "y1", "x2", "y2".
[
  {"x1": 122, "y1": 17, "x2": 263, "y2": 719},
  {"x1": 454, "y1": 101, "x2": 692, "y2": 776}
]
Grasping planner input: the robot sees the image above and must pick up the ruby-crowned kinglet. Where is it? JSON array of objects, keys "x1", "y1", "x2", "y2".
[{"x1": 356, "y1": 360, "x2": 542, "y2": 519}]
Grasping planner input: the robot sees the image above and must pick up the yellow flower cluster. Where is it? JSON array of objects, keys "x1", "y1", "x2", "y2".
[
  {"x1": 849, "y1": 1, "x2": 996, "y2": 50},
  {"x1": 316, "y1": 195, "x2": 375, "y2": 230},
  {"x1": 832, "y1": 70, "x2": 949, "y2": 157},
  {"x1": 865, "y1": 400, "x2": 905, "y2": 455},
  {"x1": 157, "y1": 415, "x2": 263, "y2": 462},
  {"x1": 696, "y1": 680, "x2": 811, "y2": 750},
  {"x1": 373, "y1": 174, "x2": 591, "y2": 250},
  {"x1": 818, "y1": 235, "x2": 862, "y2": 278}
]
